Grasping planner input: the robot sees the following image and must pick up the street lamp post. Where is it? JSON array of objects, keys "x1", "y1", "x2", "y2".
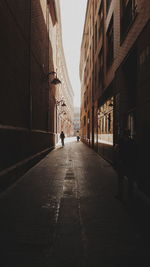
[{"x1": 47, "y1": 71, "x2": 61, "y2": 85}]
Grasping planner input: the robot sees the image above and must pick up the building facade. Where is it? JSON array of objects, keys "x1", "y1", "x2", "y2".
[
  {"x1": 0, "y1": 0, "x2": 73, "y2": 183},
  {"x1": 73, "y1": 107, "x2": 80, "y2": 135},
  {"x1": 80, "y1": 0, "x2": 150, "y2": 196},
  {"x1": 49, "y1": 1, "x2": 74, "y2": 142}
]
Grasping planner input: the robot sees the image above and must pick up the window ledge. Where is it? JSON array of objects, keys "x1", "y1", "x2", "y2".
[{"x1": 120, "y1": 12, "x2": 138, "y2": 45}]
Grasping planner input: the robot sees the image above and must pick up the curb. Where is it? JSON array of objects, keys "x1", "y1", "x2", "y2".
[{"x1": 0, "y1": 147, "x2": 54, "y2": 193}]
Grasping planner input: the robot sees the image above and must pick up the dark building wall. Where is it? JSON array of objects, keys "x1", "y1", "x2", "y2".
[
  {"x1": 80, "y1": 0, "x2": 150, "y2": 196},
  {"x1": 0, "y1": 0, "x2": 55, "y2": 173},
  {"x1": 136, "y1": 22, "x2": 150, "y2": 194},
  {"x1": 31, "y1": 0, "x2": 49, "y2": 131},
  {"x1": 114, "y1": 20, "x2": 150, "y2": 195},
  {"x1": 0, "y1": 0, "x2": 30, "y2": 127}
]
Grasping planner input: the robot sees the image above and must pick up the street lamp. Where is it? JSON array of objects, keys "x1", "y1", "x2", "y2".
[
  {"x1": 109, "y1": 102, "x2": 114, "y2": 107},
  {"x1": 47, "y1": 71, "x2": 61, "y2": 85},
  {"x1": 56, "y1": 99, "x2": 66, "y2": 107},
  {"x1": 59, "y1": 111, "x2": 66, "y2": 115},
  {"x1": 108, "y1": 98, "x2": 114, "y2": 107}
]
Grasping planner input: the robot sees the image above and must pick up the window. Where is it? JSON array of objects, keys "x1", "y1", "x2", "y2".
[
  {"x1": 99, "y1": 23, "x2": 104, "y2": 42},
  {"x1": 89, "y1": 15, "x2": 91, "y2": 37},
  {"x1": 120, "y1": 0, "x2": 137, "y2": 39},
  {"x1": 90, "y1": 46, "x2": 92, "y2": 68},
  {"x1": 95, "y1": 22, "x2": 97, "y2": 51},
  {"x1": 98, "y1": 1, "x2": 104, "y2": 43},
  {"x1": 84, "y1": 115, "x2": 86, "y2": 126},
  {"x1": 87, "y1": 111, "x2": 90, "y2": 139},
  {"x1": 94, "y1": 61, "x2": 97, "y2": 94},
  {"x1": 94, "y1": 0, "x2": 98, "y2": 10},
  {"x1": 98, "y1": 48, "x2": 104, "y2": 89},
  {"x1": 84, "y1": 92, "x2": 87, "y2": 111},
  {"x1": 106, "y1": 0, "x2": 112, "y2": 14},
  {"x1": 106, "y1": 16, "x2": 114, "y2": 69},
  {"x1": 108, "y1": 113, "x2": 111, "y2": 132},
  {"x1": 84, "y1": 41, "x2": 87, "y2": 61},
  {"x1": 92, "y1": 71, "x2": 94, "y2": 102},
  {"x1": 84, "y1": 67, "x2": 86, "y2": 84},
  {"x1": 89, "y1": 78, "x2": 92, "y2": 100},
  {"x1": 87, "y1": 56, "x2": 89, "y2": 77},
  {"x1": 127, "y1": 111, "x2": 136, "y2": 138},
  {"x1": 98, "y1": 98, "x2": 113, "y2": 145},
  {"x1": 87, "y1": 86, "x2": 89, "y2": 105}
]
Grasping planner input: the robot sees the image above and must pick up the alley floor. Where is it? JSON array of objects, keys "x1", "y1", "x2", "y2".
[{"x1": 0, "y1": 138, "x2": 149, "y2": 267}]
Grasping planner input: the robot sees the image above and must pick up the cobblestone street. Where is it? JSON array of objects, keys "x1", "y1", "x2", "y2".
[{"x1": 0, "y1": 138, "x2": 149, "y2": 267}]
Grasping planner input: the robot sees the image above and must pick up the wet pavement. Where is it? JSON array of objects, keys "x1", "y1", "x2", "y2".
[{"x1": 0, "y1": 137, "x2": 149, "y2": 266}]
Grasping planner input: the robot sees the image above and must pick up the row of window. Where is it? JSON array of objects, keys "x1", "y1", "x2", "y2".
[
  {"x1": 107, "y1": 0, "x2": 137, "y2": 68},
  {"x1": 98, "y1": 112, "x2": 113, "y2": 134},
  {"x1": 82, "y1": 109, "x2": 113, "y2": 145},
  {"x1": 120, "y1": 0, "x2": 137, "y2": 40},
  {"x1": 82, "y1": 0, "x2": 137, "y2": 125},
  {"x1": 84, "y1": 0, "x2": 137, "y2": 76}
]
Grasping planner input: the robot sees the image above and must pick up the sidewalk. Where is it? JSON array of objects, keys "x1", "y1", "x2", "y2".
[{"x1": 0, "y1": 138, "x2": 149, "y2": 267}]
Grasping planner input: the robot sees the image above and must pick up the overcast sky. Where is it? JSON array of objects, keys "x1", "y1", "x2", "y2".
[{"x1": 60, "y1": 0, "x2": 87, "y2": 108}]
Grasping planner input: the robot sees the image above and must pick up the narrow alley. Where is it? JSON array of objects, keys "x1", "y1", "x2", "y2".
[
  {"x1": 0, "y1": 1, "x2": 150, "y2": 266},
  {"x1": 0, "y1": 138, "x2": 149, "y2": 267}
]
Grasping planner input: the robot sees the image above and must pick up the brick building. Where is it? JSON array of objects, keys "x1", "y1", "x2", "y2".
[
  {"x1": 80, "y1": 1, "x2": 150, "y2": 196},
  {"x1": 73, "y1": 107, "x2": 80, "y2": 136},
  {"x1": 0, "y1": 0, "x2": 73, "y2": 186},
  {"x1": 47, "y1": 1, "x2": 74, "y2": 142}
]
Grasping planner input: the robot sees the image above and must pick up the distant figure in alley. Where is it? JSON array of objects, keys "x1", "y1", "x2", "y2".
[
  {"x1": 60, "y1": 131, "x2": 65, "y2": 147},
  {"x1": 76, "y1": 130, "x2": 80, "y2": 142}
]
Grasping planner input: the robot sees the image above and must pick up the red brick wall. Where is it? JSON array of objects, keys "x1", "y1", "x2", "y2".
[
  {"x1": 105, "y1": 0, "x2": 150, "y2": 88},
  {"x1": 80, "y1": 0, "x2": 150, "y2": 174}
]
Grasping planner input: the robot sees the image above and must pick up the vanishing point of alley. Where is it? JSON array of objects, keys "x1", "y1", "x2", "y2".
[{"x1": 0, "y1": 138, "x2": 149, "y2": 267}]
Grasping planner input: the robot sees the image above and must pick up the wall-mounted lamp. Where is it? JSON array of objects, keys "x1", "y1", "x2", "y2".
[
  {"x1": 47, "y1": 71, "x2": 61, "y2": 85},
  {"x1": 56, "y1": 99, "x2": 66, "y2": 107},
  {"x1": 108, "y1": 102, "x2": 114, "y2": 107},
  {"x1": 83, "y1": 31, "x2": 89, "y2": 35},
  {"x1": 59, "y1": 111, "x2": 66, "y2": 116},
  {"x1": 61, "y1": 102, "x2": 66, "y2": 107}
]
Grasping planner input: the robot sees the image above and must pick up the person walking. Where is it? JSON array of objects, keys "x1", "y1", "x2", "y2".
[
  {"x1": 76, "y1": 131, "x2": 80, "y2": 142},
  {"x1": 60, "y1": 131, "x2": 65, "y2": 147}
]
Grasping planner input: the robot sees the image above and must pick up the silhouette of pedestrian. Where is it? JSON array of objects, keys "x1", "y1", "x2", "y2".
[
  {"x1": 76, "y1": 131, "x2": 80, "y2": 142},
  {"x1": 60, "y1": 131, "x2": 65, "y2": 147}
]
